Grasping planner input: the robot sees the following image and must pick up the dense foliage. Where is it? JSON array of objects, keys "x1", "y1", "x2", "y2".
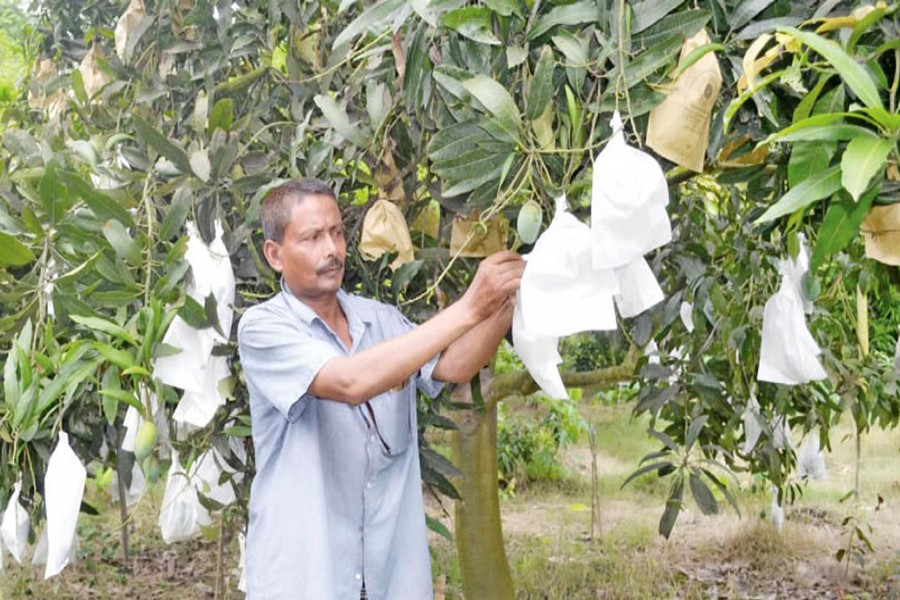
[{"x1": 0, "y1": 0, "x2": 898, "y2": 594}]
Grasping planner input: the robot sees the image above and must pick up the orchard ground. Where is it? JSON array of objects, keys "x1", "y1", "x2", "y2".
[{"x1": 2, "y1": 401, "x2": 898, "y2": 600}]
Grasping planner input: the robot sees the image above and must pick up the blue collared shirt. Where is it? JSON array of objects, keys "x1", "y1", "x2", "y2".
[{"x1": 237, "y1": 284, "x2": 442, "y2": 600}]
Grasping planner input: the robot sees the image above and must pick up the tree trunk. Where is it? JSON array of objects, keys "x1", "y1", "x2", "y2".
[{"x1": 451, "y1": 381, "x2": 515, "y2": 600}]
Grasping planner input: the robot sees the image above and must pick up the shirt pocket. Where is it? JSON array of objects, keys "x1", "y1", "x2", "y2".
[{"x1": 367, "y1": 377, "x2": 414, "y2": 457}]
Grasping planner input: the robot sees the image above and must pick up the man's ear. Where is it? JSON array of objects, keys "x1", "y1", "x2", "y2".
[{"x1": 262, "y1": 239, "x2": 284, "y2": 272}]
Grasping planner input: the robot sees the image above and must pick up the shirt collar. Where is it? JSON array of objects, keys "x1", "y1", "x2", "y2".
[{"x1": 279, "y1": 278, "x2": 372, "y2": 329}]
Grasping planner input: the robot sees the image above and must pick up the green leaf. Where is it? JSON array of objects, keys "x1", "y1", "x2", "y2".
[
  {"x1": 621, "y1": 34, "x2": 685, "y2": 87},
  {"x1": 0, "y1": 231, "x2": 35, "y2": 267},
  {"x1": 71, "y1": 68, "x2": 88, "y2": 105},
  {"x1": 426, "y1": 514, "x2": 453, "y2": 541},
  {"x1": 178, "y1": 295, "x2": 213, "y2": 330},
  {"x1": 840, "y1": 136, "x2": 894, "y2": 202},
  {"x1": 203, "y1": 292, "x2": 226, "y2": 338},
  {"x1": 754, "y1": 165, "x2": 843, "y2": 224},
  {"x1": 811, "y1": 187, "x2": 878, "y2": 269},
  {"x1": 461, "y1": 74, "x2": 522, "y2": 132},
  {"x1": 526, "y1": 0, "x2": 597, "y2": 41},
  {"x1": 689, "y1": 472, "x2": 719, "y2": 515},
  {"x1": 58, "y1": 171, "x2": 135, "y2": 227},
  {"x1": 485, "y1": 0, "x2": 520, "y2": 17},
  {"x1": 552, "y1": 31, "x2": 588, "y2": 67},
  {"x1": 639, "y1": 9, "x2": 710, "y2": 48},
  {"x1": 659, "y1": 476, "x2": 684, "y2": 539},
  {"x1": 93, "y1": 342, "x2": 138, "y2": 370},
  {"x1": 729, "y1": 0, "x2": 775, "y2": 31},
  {"x1": 792, "y1": 74, "x2": 832, "y2": 123},
  {"x1": 70, "y1": 314, "x2": 137, "y2": 345},
  {"x1": 40, "y1": 162, "x2": 72, "y2": 222},
  {"x1": 527, "y1": 46, "x2": 556, "y2": 121},
  {"x1": 313, "y1": 94, "x2": 367, "y2": 147},
  {"x1": 778, "y1": 27, "x2": 883, "y2": 110},
  {"x1": 333, "y1": 0, "x2": 405, "y2": 49},
  {"x1": 133, "y1": 115, "x2": 193, "y2": 174},
  {"x1": 402, "y1": 21, "x2": 431, "y2": 117},
  {"x1": 160, "y1": 187, "x2": 192, "y2": 241},
  {"x1": 670, "y1": 43, "x2": 726, "y2": 79},
  {"x1": 208, "y1": 98, "x2": 234, "y2": 134},
  {"x1": 788, "y1": 141, "x2": 836, "y2": 188},
  {"x1": 685, "y1": 415, "x2": 708, "y2": 448},
  {"x1": 442, "y1": 7, "x2": 500, "y2": 45},
  {"x1": 102, "y1": 220, "x2": 142, "y2": 266},
  {"x1": 621, "y1": 460, "x2": 674, "y2": 488},
  {"x1": 632, "y1": 0, "x2": 684, "y2": 34},
  {"x1": 223, "y1": 425, "x2": 252, "y2": 437}
]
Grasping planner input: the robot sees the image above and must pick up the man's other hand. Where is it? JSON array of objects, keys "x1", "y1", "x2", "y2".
[{"x1": 462, "y1": 251, "x2": 525, "y2": 321}]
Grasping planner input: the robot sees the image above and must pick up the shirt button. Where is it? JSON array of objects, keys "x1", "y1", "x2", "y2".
[
  {"x1": 366, "y1": 481, "x2": 373, "y2": 489},
  {"x1": 355, "y1": 573, "x2": 362, "y2": 581},
  {"x1": 370, "y1": 435, "x2": 377, "y2": 443}
]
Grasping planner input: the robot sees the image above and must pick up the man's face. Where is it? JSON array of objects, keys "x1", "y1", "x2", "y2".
[{"x1": 264, "y1": 193, "x2": 347, "y2": 301}]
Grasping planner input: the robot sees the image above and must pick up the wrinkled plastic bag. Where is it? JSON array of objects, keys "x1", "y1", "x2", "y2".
[
  {"x1": 771, "y1": 487, "x2": 784, "y2": 531},
  {"x1": 612, "y1": 257, "x2": 664, "y2": 319},
  {"x1": 781, "y1": 234, "x2": 813, "y2": 315},
  {"x1": 31, "y1": 528, "x2": 76, "y2": 567},
  {"x1": 520, "y1": 196, "x2": 618, "y2": 336},
  {"x1": 1, "y1": 481, "x2": 30, "y2": 564},
  {"x1": 110, "y1": 460, "x2": 145, "y2": 508},
  {"x1": 45, "y1": 431, "x2": 86, "y2": 579},
  {"x1": 742, "y1": 393, "x2": 762, "y2": 455},
  {"x1": 238, "y1": 531, "x2": 247, "y2": 592},
  {"x1": 159, "y1": 448, "x2": 238, "y2": 545},
  {"x1": 757, "y1": 255, "x2": 826, "y2": 385},
  {"x1": 680, "y1": 301, "x2": 695, "y2": 333},
  {"x1": 512, "y1": 296, "x2": 567, "y2": 399},
  {"x1": 159, "y1": 451, "x2": 209, "y2": 545},
  {"x1": 171, "y1": 354, "x2": 230, "y2": 430},
  {"x1": 154, "y1": 221, "x2": 234, "y2": 429},
  {"x1": 772, "y1": 414, "x2": 792, "y2": 451},
  {"x1": 797, "y1": 435, "x2": 827, "y2": 481},
  {"x1": 592, "y1": 112, "x2": 671, "y2": 269},
  {"x1": 359, "y1": 199, "x2": 415, "y2": 270}
]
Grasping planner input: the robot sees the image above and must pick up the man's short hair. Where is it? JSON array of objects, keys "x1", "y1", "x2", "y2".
[{"x1": 262, "y1": 178, "x2": 337, "y2": 242}]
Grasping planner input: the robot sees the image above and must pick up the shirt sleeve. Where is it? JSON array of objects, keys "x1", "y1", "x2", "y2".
[
  {"x1": 393, "y1": 311, "x2": 444, "y2": 399},
  {"x1": 238, "y1": 308, "x2": 339, "y2": 422}
]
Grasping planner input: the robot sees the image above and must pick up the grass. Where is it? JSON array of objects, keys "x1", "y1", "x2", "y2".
[{"x1": 2, "y1": 401, "x2": 899, "y2": 599}]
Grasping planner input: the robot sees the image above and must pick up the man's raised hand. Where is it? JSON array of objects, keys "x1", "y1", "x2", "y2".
[{"x1": 462, "y1": 250, "x2": 525, "y2": 322}]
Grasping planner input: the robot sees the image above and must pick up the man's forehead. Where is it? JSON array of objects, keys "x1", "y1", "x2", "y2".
[{"x1": 288, "y1": 195, "x2": 342, "y2": 229}]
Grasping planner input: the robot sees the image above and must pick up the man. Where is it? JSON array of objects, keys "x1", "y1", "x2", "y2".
[{"x1": 238, "y1": 178, "x2": 524, "y2": 599}]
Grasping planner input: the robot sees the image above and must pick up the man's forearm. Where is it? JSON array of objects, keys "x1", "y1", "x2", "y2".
[
  {"x1": 433, "y1": 299, "x2": 513, "y2": 384},
  {"x1": 309, "y1": 300, "x2": 480, "y2": 405}
]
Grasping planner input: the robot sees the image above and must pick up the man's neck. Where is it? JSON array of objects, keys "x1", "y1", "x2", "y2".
[{"x1": 291, "y1": 287, "x2": 352, "y2": 347}]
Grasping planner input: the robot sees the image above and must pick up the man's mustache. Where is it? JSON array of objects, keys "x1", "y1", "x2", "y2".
[{"x1": 316, "y1": 257, "x2": 344, "y2": 274}]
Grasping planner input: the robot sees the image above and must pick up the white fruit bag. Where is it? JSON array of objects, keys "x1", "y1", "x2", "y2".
[
  {"x1": 520, "y1": 196, "x2": 618, "y2": 336},
  {"x1": 742, "y1": 393, "x2": 762, "y2": 455},
  {"x1": 757, "y1": 260, "x2": 826, "y2": 385},
  {"x1": 512, "y1": 296, "x2": 567, "y2": 399},
  {"x1": 237, "y1": 531, "x2": 247, "y2": 592},
  {"x1": 1, "y1": 481, "x2": 30, "y2": 564},
  {"x1": 44, "y1": 432, "x2": 86, "y2": 579},
  {"x1": 171, "y1": 354, "x2": 230, "y2": 430},
  {"x1": 154, "y1": 221, "x2": 234, "y2": 429},
  {"x1": 797, "y1": 435, "x2": 827, "y2": 481},
  {"x1": 771, "y1": 487, "x2": 784, "y2": 531},
  {"x1": 591, "y1": 111, "x2": 672, "y2": 269},
  {"x1": 158, "y1": 451, "x2": 211, "y2": 544},
  {"x1": 192, "y1": 449, "x2": 237, "y2": 507},
  {"x1": 612, "y1": 257, "x2": 665, "y2": 318}
]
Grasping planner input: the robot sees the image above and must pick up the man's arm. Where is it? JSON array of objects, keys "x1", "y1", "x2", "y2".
[
  {"x1": 309, "y1": 252, "x2": 524, "y2": 405},
  {"x1": 432, "y1": 295, "x2": 514, "y2": 383}
]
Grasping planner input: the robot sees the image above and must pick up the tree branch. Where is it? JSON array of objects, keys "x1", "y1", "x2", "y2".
[{"x1": 484, "y1": 345, "x2": 639, "y2": 406}]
